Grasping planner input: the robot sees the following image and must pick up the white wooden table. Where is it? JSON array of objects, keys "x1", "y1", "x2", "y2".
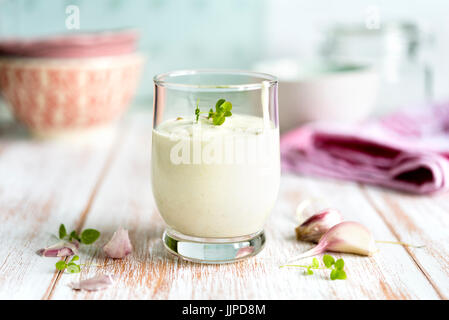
[{"x1": 0, "y1": 111, "x2": 448, "y2": 300}]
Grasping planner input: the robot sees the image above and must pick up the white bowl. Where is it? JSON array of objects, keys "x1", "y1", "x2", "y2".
[{"x1": 254, "y1": 59, "x2": 379, "y2": 133}]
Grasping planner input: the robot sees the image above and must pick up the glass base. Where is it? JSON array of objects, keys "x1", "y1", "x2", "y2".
[{"x1": 162, "y1": 229, "x2": 266, "y2": 264}]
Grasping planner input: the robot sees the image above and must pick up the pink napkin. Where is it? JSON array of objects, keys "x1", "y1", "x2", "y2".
[
  {"x1": 0, "y1": 29, "x2": 138, "y2": 58},
  {"x1": 280, "y1": 103, "x2": 449, "y2": 194}
]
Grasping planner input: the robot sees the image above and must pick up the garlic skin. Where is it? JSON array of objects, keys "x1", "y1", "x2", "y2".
[
  {"x1": 296, "y1": 198, "x2": 332, "y2": 223},
  {"x1": 287, "y1": 221, "x2": 378, "y2": 263},
  {"x1": 103, "y1": 227, "x2": 133, "y2": 259},
  {"x1": 69, "y1": 274, "x2": 114, "y2": 291},
  {"x1": 295, "y1": 209, "x2": 344, "y2": 243},
  {"x1": 37, "y1": 240, "x2": 79, "y2": 257}
]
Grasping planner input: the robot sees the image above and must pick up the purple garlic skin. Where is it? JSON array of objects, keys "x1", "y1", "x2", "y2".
[
  {"x1": 69, "y1": 274, "x2": 114, "y2": 291},
  {"x1": 37, "y1": 240, "x2": 79, "y2": 257},
  {"x1": 103, "y1": 227, "x2": 133, "y2": 259},
  {"x1": 295, "y1": 209, "x2": 343, "y2": 243}
]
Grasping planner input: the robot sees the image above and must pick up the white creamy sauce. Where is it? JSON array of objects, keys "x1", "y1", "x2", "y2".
[{"x1": 152, "y1": 114, "x2": 280, "y2": 238}]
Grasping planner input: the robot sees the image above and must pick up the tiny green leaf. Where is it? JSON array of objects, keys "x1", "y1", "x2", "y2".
[
  {"x1": 330, "y1": 269, "x2": 347, "y2": 280},
  {"x1": 335, "y1": 258, "x2": 345, "y2": 270},
  {"x1": 56, "y1": 260, "x2": 67, "y2": 271},
  {"x1": 66, "y1": 264, "x2": 81, "y2": 274},
  {"x1": 336, "y1": 270, "x2": 347, "y2": 280},
  {"x1": 312, "y1": 258, "x2": 320, "y2": 269},
  {"x1": 213, "y1": 115, "x2": 225, "y2": 126},
  {"x1": 306, "y1": 266, "x2": 314, "y2": 275},
  {"x1": 220, "y1": 101, "x2": 232, "y2": 112},
  {"x1": 70, "y1": 255, "x2": 79, "y2": 263},
  {"x1": 69, "y1": 230, "x2": 80, "y2": 242},
  {"x1": 80, "y1": 229, "x2": 100, "y2": 245},
  {"x1": 205, "y1": 99, "x2": 233, "y2": 126},
  {"x1": 323, "y1": 255, "x2": 335, "y2": 268},
  {"x1": 330, "y1": 268, "x2": 338, "y2": 280},
  {"x1": 59, "y1": 224, "x2": 67, "y2": 239},
  {"x1": 215, "y1": 99, "x2": 226, "y2": 110},
  {"x1": 195, "y1": 102, "x2": 200, "y2": 122}
]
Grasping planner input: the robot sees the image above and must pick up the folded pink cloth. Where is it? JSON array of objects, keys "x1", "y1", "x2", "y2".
[
  {"x1": 281, "y1": 103, "x2": 449, "y2": 194},
  {"x1": 0, "y1": 29, "x2": 138, "y2": 58}
]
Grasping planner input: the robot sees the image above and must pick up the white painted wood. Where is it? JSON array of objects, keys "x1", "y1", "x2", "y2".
[
  {"x1": 46, "y1": 113, "x2": 442, "y2": 300},
  {"x1": 1, "y1": 111, "x2": 447, "y2": 299},
  {"x1": 362, "y1": 186, "x2": 449, "y2": 299},
  {"x1": 0, "y1": 129, "x2": 119, "y2": 299}
]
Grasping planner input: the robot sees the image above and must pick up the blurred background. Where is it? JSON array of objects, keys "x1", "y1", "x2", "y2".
[{"x1": 1, "y1": 0, "x2": 449, "y2": 134}]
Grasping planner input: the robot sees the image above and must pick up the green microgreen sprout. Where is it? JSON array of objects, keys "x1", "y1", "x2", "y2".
[
  {"x1": 194, "y1": 98, "x2": 232, "y2": 125},
  {"x1": 56, "y1": 255, "x2": 81, "y2": 273},
  {"x1": 280, "y1": 254, "x2": 347, "y2": 280},
  {"x1": 58, "y1": 224, "x2": 100, "y2": 245},
  {"x1": 195, "y1": 99, "x2": 201, "y2": 123}
]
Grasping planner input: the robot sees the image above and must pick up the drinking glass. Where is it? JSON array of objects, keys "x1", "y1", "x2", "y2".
[{"x1": 152, "y1": 70, "x2": 279, "y2": 263}]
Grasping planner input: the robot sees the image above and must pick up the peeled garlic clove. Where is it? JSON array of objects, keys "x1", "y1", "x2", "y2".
[
  {"x1": 295, "y1": 208, "x2": 343, "y2": 242},
  {"x1": 287, "y1": 221, "x2": 378, "y2": 263},
  {"x1": 295, "y1": 197, "x2": 332, "y2": 223},
  {"x1": 323, "y1": 221, "x2": 378, "y2": 256}
]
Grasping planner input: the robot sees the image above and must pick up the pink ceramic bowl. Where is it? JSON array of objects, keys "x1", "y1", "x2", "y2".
[{"x1": 0, "y1": 53, "x2": 144, "y2": 138}]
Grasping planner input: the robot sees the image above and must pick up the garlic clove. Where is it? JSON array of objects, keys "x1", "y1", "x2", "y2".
[
  {"x1": 287, "y1": 221, "x2": 378, "y2": 263},
  {"x1": 295, "y1": 208, "x2": 344, "y2": 243},
  {"x1": 323, "y1": 221, "x2": 378, "y2": 256}
]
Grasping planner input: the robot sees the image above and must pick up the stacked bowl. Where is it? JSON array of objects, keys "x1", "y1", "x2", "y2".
[{"x1": 0, "y1": 30, "x2": 144, "y2": 138}]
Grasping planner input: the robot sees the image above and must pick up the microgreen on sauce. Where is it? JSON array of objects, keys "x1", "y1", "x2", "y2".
[
  {"x1": 280, "y1": 254, "x2": 347, "y2": 280},
  {"x1": 194, "y1": 98, "x2": 233, "y2": 125}
]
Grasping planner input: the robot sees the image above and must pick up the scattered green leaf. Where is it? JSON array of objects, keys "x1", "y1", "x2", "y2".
[
  {"x1": 336, "y1": 269, "x2": 347, "y2": 280},
  {"x1": 323, "y1": 254, "x2": 335, "y2": 268},
  {"x1": 335, "y1": 258, "x2": 345, "y2": 270},
  {"x1": 69, "y1": 230, "x2": 80, "y2": 242},
  {"x1": 330, "y1": 268, "x2": 338, "y2": 280},
  {"x1": 312, "y1": 258, "x2": 320, "y2": 269},
  {"x1": 66, "y1": 264, "x2": 81, "y2": 274},
  {"x1": 57, "y1": 224, "x2": 100, "y2": 245},
  {"x1": 306, "y1": 266, "x2": 314, "y2": 275},
  {"x1": 55, "y1": 255, "x2": 81, "y2": 273},
  {"x1": 280, "y1": 255, "x2": 347, "y2": 281},
  {"x1": 59, "y1": 224, "x2": 67, "y2": 239},
  {"x1": 81, "y1": 229, "x2": 101, "y2": 245},
  {"x1": 56, "y1": 260, "x2": 67, "y2": 271}
]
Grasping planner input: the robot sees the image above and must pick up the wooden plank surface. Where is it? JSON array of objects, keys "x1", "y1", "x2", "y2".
[
  {"x1": 362, "y1": 186, "x2": 449, "y2": 299},
  {"x1": 0, "y1": 127, "x2": 122, "y2": 299},
  {"x1": 0, "y1": 111, "x2": 448, "y2": 300}
]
